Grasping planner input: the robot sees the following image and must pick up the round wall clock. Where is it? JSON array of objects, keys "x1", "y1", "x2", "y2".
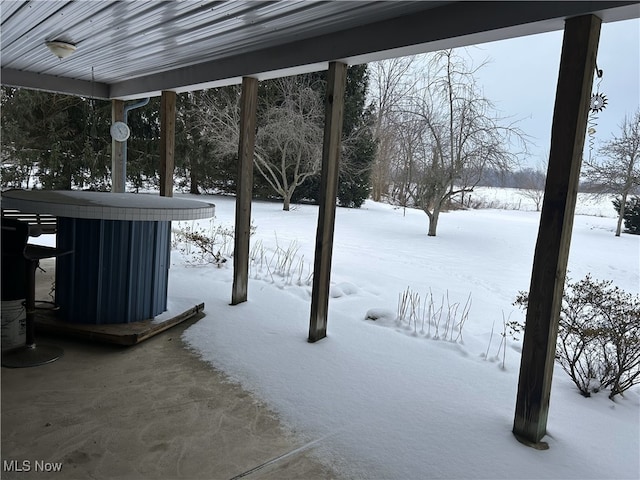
[{"x1": 110, "y1": 121, "x2": 130, "y2": 142}]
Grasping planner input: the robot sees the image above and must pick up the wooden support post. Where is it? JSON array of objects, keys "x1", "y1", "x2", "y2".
[
  {"x1": 231, "y1": 77, "x2": 259, "y2": 305},
  {"x1": 513, "y1": 14, "x2": 601, "y2": 448},
  {"x1": 160, "y1": 91, "x2": 177, "y2": 197},
  {"x1": 111, "y1": 100, "x2": 125, "y2": 193},
  {"x1": 308, "y1": 61, "x2": 348, "y2": 343}
]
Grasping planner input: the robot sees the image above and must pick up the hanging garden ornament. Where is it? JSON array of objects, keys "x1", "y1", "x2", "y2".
[{"x1": 589, "y1": 92, "x2": 608, "y2": 112}]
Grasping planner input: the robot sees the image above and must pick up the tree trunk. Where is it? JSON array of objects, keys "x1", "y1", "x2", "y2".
[
  {"x1": 616, "y1": 191, "x2": 628, "y2": 237},
  {"x1": 62, "y1": 161, "x2": 73, "y2": 190},
  {"x1": 372, "y1": 179, "x2": 381, "y2": 202},
  {"x1": 427, "y1": 208, "x2": 440, "y2": 236},
  {"x1": 189, "y1": 169, "x2": 200, "y2": 194},
  {"x1": 283, "y1": 195, "x2": 291, "y2": 211}
]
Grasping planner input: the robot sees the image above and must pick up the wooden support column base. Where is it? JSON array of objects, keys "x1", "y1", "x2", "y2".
[{"x1": 513, "y1": 434, "x2": 549, "y2": 451}]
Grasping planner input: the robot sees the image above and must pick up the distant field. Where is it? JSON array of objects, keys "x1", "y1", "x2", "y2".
[{"x1": 457, "y1": 186, "x2": 617, "y2": 217}]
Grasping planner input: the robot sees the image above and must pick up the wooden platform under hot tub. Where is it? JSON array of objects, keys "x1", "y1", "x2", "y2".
[{"x1": 34, "y1": 300, "x2": 204, "y2": 346}]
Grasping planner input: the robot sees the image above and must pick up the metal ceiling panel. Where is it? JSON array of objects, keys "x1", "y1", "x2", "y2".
[
  {"x1": 0, "y1": 1, "x2": 25, "y2": 23},
  {"x1": 50, "y1": 1, "x2": 320, "y2": 81},
  {"x1": 70, "y1": 1, "x2": 420, "y2": 83},
  {"x1": 1, "y1": 1, "x2": 443, "y2": 85},
  {"x1": 1, "y1": 1, "x2": 67, "y2": 47},
  {"x1": 1, "y1": 1, "x2": 638, "y2": 99},
  {"x1": 2, "y1": 2, "x2": 107, "y2": 69}
]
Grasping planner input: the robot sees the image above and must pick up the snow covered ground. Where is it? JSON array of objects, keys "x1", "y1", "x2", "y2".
[
  {"x1": 169, "y1": 189, "x2": 639, "y2": 480},
  {"x1": 27, "y1": 186, "x2": 637, "y2": 478}
]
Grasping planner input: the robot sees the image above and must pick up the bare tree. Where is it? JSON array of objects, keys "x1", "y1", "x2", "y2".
[
  {"x1": 189, "y1": 85, "x2": 243, "y2": 157},
  {"x1": 389, "y1": 111, "x2": 428, "y2": 214},
  {"x1": 583, "y1": 110, "x2": 640, "y2": 236},
  {"x1": 518, "y1": 161, "x2": 547, "y2": 212},
  {"x1": 189, "y1": 76, "x2": 324, "y2": 211},
  {"x1": 369, "y1": 57, "x2": 417, "y2": 202},
  {"x1": 254, "y1": 76, "x2": 324, "y2": 211},
  {"x1": 395, "y1": 50, "x2": 524, "y2": 236}
]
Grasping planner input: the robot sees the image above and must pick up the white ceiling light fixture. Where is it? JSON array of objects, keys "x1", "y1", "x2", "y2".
[{"x1": 45, "y1": 40, "x2": 77, "y2": 59}]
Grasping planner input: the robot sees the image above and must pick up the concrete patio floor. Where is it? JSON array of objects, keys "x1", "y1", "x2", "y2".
[{"x1": 1, "y1": 260, "x2": 340, "y2": 479}]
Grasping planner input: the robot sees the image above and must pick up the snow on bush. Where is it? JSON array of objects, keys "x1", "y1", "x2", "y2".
[{"x1": 515, "y1": 274, "x2": 640, "y2": 399}]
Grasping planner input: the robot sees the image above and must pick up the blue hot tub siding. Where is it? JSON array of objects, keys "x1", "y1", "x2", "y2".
[{"x1": 55, "y1": 218, "x2": 170, "y2": 324}]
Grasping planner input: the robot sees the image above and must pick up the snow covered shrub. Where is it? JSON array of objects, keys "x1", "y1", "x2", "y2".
[
  {"x1": 613, "y1": 196, "x2": 640, "y2": 234},
  {"x1": 514, "y1": 275, "x2": 640, "y2": 399},
  {"x1": 173, "y1": 222, "x2": 253, "y2": 267}
]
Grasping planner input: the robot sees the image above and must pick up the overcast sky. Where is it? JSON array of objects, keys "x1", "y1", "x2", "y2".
[{"x1": 462, "y1": 18, "x2": 640, "y2": 169}]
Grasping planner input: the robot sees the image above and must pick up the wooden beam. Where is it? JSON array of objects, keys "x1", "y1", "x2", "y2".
[
  {"x1": 231, "y1": 77, "x2": 259, "y2": 305},
  {"x1": 160, "y1": 91, "x2": 177, "y2": 197},
  {"x1": 308, "y1": 61, "x2": 348, "y2": 343},
  {"x1": 513, "y1": 14, "x2": 601, "y2": 448},
  {"x1": 111, "y1": 100, "x2": 125, "y2": 193}
]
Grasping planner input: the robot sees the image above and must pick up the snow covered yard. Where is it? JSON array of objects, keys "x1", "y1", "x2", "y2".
[{"x1": 171, "y1": 193, "x2": 639, "y2": 480}]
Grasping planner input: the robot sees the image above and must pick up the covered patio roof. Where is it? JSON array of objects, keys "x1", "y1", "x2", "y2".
[{"x1": 1, "y1": 1, "x2": 638, "y2": 100}]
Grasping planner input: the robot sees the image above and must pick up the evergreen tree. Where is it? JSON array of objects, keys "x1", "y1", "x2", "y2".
[
  {"x1": 176, "y1": 92, "x2": 205, "y2": 194},
  {"x1": 125, "y1": 98, "x2": 160, "y2": 192},
  {"x1": 338, "y1": 65, "x2": 376, "y2": 207},
  {"x1": 338, "y1": 106, "x2": 377, "y2": 207},
  {"x1": 295, "y1": 65, "x2": 376, "y2": 207},
  {"x1": 1, "y1": 87, "x2": 111, "y2": 190},
  {"x1": 613, "y1": 196, "x2": 640, "y2": 234},
  {"x1": 1, "y1": 88, "x2": 36, "y2": 188}
]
